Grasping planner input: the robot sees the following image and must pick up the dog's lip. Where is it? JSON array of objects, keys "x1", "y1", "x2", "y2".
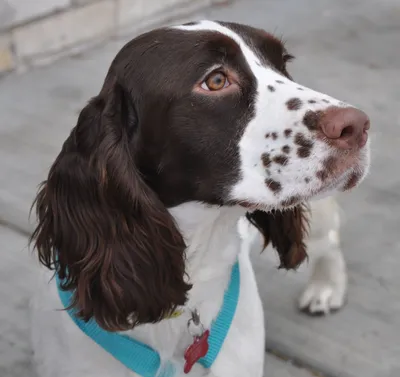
[
  {"x1": 235, "y1": 200, "x2": 272, "y2": 212},
  {"x1": 233, "y1": 161, "x2": 365, "y2": 211}
]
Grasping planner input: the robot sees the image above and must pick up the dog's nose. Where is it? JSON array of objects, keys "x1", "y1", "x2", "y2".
[{"x1": 320, "y1": 107, "x2": 370, "y2": 149}]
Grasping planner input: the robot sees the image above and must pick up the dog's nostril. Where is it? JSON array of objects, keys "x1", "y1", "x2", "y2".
[{"x1": 340, "y1": 125, "x2": 354, "y2": 139}]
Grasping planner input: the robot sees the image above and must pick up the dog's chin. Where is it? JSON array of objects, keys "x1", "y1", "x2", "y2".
[
  {"x1": 309, "y1": 166, "x2": 368, "y2": 203},
  {"x1": 233, "y1": 158, "x2": 369, "y2": 213}
]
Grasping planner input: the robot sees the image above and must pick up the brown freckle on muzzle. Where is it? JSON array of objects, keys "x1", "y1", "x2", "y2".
[
  {"x1": 286, "y1": 98, "x2": 303, "y2": 111},
  {"x1": 297, "y1": 147, "x2": 311, "y2": 158},
  {"x1": 294, "y1": 133, "x2": 314, "y2": 148},
  {"x1": 268, "y1": 85, "x2": 275, "y2": 92},
  {"x1": 261, "y1": 153, "x2": 272, "y2": 168},
  {"x1": 315, "y1": 156, "x2": 338, "y2": 181},
  {"x1": 323, "y1": 156, "x2": 337, "y2": 171},
  {"x1": 276, "y1": 80, "x2": 284, "y2": 84},
  {"x1": 282, "y1": 145, "x2": 291, "y2": 154},
  {"x1": 316, "y1": 170, "x2": 328, "y2": 181},
  {"x1": 271, "y1": 132, "x2": 278, "y2": 140},
  {"x1": 303, "y1": 110, "x2": 322, "y2": 131},
  {"x1": 343, "y1": 172, "x2": 361, "y2": 191},
  {"x1": 284, "y1": 129, "x2": 292, "y2": 137},
  {"x1": 294, "y1": 133, "x2": 314, "y2": 158},
  {"x1": 265, "y1": 178, "x2": 282, "y2": 193},
  {"x1": 273, "y1": 155, "x2": 289, "y2": 166}
]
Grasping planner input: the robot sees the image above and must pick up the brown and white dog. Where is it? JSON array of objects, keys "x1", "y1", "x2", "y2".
[{"x1": 30, "y1": 21, "x2": 370, "y2": 377}]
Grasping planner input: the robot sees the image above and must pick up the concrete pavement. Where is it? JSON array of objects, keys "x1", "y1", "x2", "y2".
[{"x1": 1, "y1": 0, "x2": 399, "y2": 376}]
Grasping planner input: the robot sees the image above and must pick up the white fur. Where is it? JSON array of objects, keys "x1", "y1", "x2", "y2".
[{"x1": 30, "y1": 21, "x2": 369, "y2": 377}]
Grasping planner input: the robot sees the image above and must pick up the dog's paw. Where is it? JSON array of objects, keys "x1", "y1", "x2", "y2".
[
  {"x1": 298, "y1": 254, "x2": 347, "y2": 316},
  {"x1": 298, "y1": 279, "x2": 346, "y2": 315}
]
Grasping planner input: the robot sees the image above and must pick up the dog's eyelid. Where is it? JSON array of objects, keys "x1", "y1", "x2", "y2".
[{"x1": 200, "y1": 64, "x2": 225, "y2": 82}]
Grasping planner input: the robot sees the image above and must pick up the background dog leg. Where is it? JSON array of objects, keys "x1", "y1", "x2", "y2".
[{"x1": 298, "y1": 197, "x2": 348, "y2": 315}]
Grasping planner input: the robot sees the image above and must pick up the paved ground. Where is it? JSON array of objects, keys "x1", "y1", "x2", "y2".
[{"x1": 1, "y1": 0, "x2": 400, "y2": 376}]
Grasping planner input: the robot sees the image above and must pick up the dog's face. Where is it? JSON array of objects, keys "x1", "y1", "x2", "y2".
[
  {"x1": 31, "y1": 21, "x2": 370, "y2": 331},
  {"x1": 116, "y1": 20, "x2": 369, "y2": 209}
]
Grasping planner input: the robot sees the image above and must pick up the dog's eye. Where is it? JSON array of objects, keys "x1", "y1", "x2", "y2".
[{"x1": 201, "y1": 72, "x2": 230, "y2": 91}]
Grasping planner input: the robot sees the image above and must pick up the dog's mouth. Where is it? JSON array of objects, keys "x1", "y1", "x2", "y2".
[
  {"x1": 234, "y1": 158, "x2": 367, "y2": 212},
  {"x1": 231, "y1": 145, "x2": 369, "y2": 212}
]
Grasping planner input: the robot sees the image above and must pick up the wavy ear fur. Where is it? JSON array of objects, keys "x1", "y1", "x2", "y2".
[
  {"x1": 30, "y1": 80, "x2": 191, "y2": 331},
  {"x1": 246, "y1": 204, "x2": 310, "y2": 269}
]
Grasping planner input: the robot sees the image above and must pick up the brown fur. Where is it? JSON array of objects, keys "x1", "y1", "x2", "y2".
[
  {"x1": 30, "y1": 81, "x2": 191, "y2": 332},
  {"x1": 246, "y1": 204, "x2": 310, "y2": 269}
]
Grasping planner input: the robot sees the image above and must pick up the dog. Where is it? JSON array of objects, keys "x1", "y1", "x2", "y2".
[{"x1": 29, "y1": 20, "x2": 370, "y2": 377}]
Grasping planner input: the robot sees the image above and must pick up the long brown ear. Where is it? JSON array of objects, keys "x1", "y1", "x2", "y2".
[
  {"x1": 246, "y1": 204, "x2": 310, "y2": 269},
  {"x1": 30, "y1": 80, "x2": 191, "y2": 331}
]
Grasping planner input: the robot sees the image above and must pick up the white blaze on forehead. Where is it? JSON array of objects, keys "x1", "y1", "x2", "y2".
[{"x1": 174, "y1": 20, "x2": 263, "y2": 71}]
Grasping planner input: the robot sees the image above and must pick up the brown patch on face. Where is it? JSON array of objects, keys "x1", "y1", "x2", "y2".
[
  {"x1": 286, "y1": 98, "x2": 302, "y2": 111},
  {"x1": 343, "y1": 172, "x2": 361, "y2": 191},
  {"x1": 271, "y1": 132, "x2": 278, "y2": 140},
  {"x1": 268, "y1": 85, "x2": 275, "y2": 92},
  {"x1": 265, "y1": 133, "x2": 270, "y2": 138},
  {"x1": 273, "y1": 155, "x2": 289, "y2": 166},
  {"x1": 276, "y1": 80, "x2": 284, "y2": 84},
  {"x1": 303, "y1": 110, "x2": 322, "y2": 131},
  {"x1": 265, "y1": 178, "x2": 282, "y2": 193},
  {"x1": 261, "y1": 153, "x2": 272, "y2": 168},
  {"x1": 281, "y1": 195, "x2": 301, "y2": 207},
  {"x1": 304, "y1": 177, "x2": 310, "y2": 183},
  {"x1": 308, "y1": 99, "x2": 316, "y2": 104},
  {"x1": 282, "y1": 145, "x2": 291, "y2": 154},
  {"x1": 284, "y1": 129, "x2": 292, "y2": 138}
]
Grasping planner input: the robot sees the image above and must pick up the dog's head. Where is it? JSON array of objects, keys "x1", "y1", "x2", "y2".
[{"x1": 31, "y1": 21, "x2": 370, "y2": 331}]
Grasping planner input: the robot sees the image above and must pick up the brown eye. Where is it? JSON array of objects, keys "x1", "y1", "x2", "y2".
[{"x1": 201, "y1": 72, "x2": 229, "y2": 91}]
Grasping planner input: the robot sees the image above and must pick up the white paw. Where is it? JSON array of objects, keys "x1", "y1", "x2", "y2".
[
  {"x1": 298, "y1": 253, "x2": 347, "y2": 315},
  {"x1": 298, "y1": 279, "x2": 346, "y2": 315}
]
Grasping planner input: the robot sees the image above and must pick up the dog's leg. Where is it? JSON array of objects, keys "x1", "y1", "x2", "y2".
[{"x1": 298, "y1": 197, "x2": 348, "y2": 315}]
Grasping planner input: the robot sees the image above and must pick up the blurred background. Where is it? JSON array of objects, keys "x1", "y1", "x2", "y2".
[{"x1": 0, "y1": 0, "x2": 399, "y2": 376}]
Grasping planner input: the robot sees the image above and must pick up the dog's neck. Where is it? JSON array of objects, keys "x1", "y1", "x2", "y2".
[
  {"x1": 124, "y1": 202, "x2": 246, "y2": 360},
  {"x1": 169, "y1": 202, "x2": 246, "y2": 286}
]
